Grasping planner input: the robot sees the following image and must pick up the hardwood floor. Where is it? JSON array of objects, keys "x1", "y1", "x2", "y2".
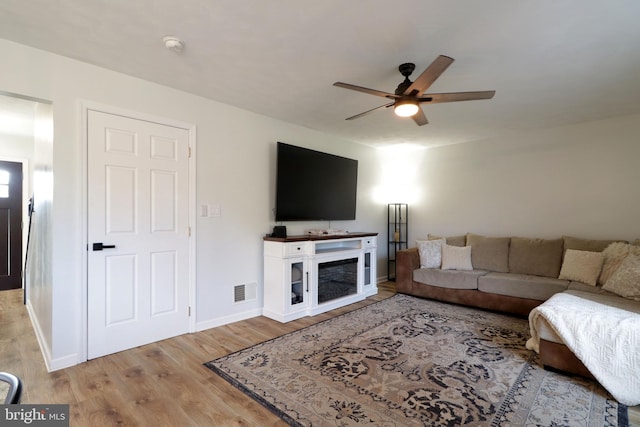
[{"x1": 1, "y1": 283, "x2": 638, "y2": 426}]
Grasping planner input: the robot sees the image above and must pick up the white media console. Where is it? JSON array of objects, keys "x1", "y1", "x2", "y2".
[{"x1": 263, "y1": 232, "x2": 378, "y2": 323}]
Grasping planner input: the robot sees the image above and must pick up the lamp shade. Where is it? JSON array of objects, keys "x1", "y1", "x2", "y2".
[{"x1": 394, "y1": 100, "x2": 419, "y2": 117}]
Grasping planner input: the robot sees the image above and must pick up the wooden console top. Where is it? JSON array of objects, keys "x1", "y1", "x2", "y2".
[{"x1": 263, "y1": 232, "x2": 378, "y2": 243}]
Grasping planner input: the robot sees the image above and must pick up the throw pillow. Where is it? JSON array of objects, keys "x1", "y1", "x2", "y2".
[
  {"x1": 441, "y1": 244, "x2": 473, "y2": 271},
  {"x1": 466, "y1": 233, "x2": 510, "y2": 272},
  {"x1": 602, "y1": 253, "x2": 640, "y2": 301},
  {"x1": 599, "y1": 242, "x2": 632, "y2": 285},
  {"x1": 599, "y1": 242, "x2": 640, "y2": 285},
  {"x1": 558, "y1": 249, "x2": 604, "y2": 286},
  {"x1": 416, "y1": 239, "x2": 445, "y2": 269}
]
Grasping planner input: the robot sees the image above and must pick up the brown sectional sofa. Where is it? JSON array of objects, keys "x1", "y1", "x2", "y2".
[
  {"x1": 396, "y1": 233, "x2": 616, "y2": 317},
  {"x1": 395, "y1": 233, "x2": 631, "y2": 378},
  {"x1": 396, "y1": 233, "x2": 621, "y2": 316}
]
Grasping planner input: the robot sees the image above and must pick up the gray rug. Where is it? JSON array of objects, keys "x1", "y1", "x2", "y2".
[{"x1": 205, "y1": 294, "x2": 628, "y2": 426}]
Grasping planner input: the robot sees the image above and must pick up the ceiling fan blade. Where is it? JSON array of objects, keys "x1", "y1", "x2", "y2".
[
  {"x1": 421, "y1": 91, "x2": 496, "y2": 103},
  {"x1": 333, "y1": 82, "x2": 398, "y2": 99},
  {"x1": 404, "y1": 55, "x2": 454, "y2": 96},
  {"x1": 345, "y1": 102, "x2": 394, "y2": 120},
  {"x1": 411, "y1": 107, "x2": 428, "y2": 126}
]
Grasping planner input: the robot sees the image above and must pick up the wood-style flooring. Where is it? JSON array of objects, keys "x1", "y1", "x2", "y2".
[{"x1": 1, "y1": 283, "x2": 638, "y2": 426}]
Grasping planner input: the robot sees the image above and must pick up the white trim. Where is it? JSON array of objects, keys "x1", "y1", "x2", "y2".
[
  {"x1": 79, "y1": 102, "x2": 89, "y2": 364},
  {"x1": 79, "y1": 100, "x2": 197, "y2": 364},
  {"x1": 26, "y1": 299, "x2": 52, "y2": 371},
  {"x1": 188, "y1": 124, "x2": 197, "y2": 333},
  {"x1": 27, "y1": 295, "x2": 87, "y2": 371},
  {"x1": 195, "y1": 308, "x2": 264, "y2": 332},
  {"x1": 47, "y1": 354, "x2": 81, "y2": 372},
  {"x1": 0, "y1": 90, "x2": 52, "y2": 105}
]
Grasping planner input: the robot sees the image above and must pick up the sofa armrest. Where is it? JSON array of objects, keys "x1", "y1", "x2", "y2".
[{"x1": 396, "y1": 248, "x2": 419, "y2": 293}]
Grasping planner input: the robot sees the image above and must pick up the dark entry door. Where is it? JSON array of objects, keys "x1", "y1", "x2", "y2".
[{"x1": 0, "y1": 161, "x2": 23, "y2": 290}]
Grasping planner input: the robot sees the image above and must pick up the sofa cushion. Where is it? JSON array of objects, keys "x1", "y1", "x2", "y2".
[
  {"x1": 567, "y1": 281, "x2": 617, "y2": 296},
  {"x1": 441, "y1": 244, "x2": 473, "y2": 271},
  {"x1": 603, "y1": 253, "x2": 640, "y2": 301},
  {"x1": 466, "y1": 233, "x2": 510, "y2": 273},
  {"x1": 558, "y1": 249, "x2": 604, "y2": 286},
  {"x1": 562, "y1": 235, "x2": 626, "y2": 254},
  {"x1": 428, "y1": 233, "x2": 466, "y2": 247},
  {"x1": 413, "y1": 268, "x2": 487, "y2": 290},
  {"x1": 416, "y1": 239, "x2": 445, "y2": 268},
  {"x1": 478, "y1": 272, "x2": 569, "y2": 301},
  {"x1": 508, "y1": 237, "x2": 563, "y2": 278}
]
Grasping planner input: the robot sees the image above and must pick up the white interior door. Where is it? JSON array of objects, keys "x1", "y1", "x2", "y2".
[{"x1": 87, "y1": 110, "x2": 190, "y2": 359}]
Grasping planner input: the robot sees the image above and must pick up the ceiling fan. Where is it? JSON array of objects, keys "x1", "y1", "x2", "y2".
[{"x1": 333, "y1": 55, "x2": 495, "y2": 126}]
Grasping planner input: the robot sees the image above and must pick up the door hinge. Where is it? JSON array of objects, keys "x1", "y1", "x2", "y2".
[
  {"x1": 188, "y1": 147, "x2": 192, "y2": 158},
  {"x1": 188, "y1": 306, "x2": 191, "y2": 317},
  {"x1": 188, "y1": 226, "x2": 191, "y2": 237}
]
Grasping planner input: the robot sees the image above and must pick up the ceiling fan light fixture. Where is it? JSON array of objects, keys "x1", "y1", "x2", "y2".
[{"x1": 394, "y1": 100, "x2": 419, "y2": 117}]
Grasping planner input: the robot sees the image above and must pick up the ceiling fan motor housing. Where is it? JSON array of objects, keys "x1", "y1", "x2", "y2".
[
  {"x1": 398, "y1": 63, "x2": 415, "y2": 77},
  {"x1": 395, "y1": 63, "x2": 415, "y2": 95}
]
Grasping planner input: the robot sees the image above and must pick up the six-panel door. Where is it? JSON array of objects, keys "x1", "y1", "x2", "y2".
[{"x1": 87, "y1": 110, "x2": 190, "y2": 359}]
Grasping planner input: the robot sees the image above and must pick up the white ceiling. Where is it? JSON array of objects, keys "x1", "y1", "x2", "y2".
[{"x1": 1, "y1": 0, "x2": 639, "y2": 148}]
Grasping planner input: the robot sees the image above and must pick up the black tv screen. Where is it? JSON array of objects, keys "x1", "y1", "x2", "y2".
[{"x1": 275, "y1": 142, "x2": 358, "y2": 222}]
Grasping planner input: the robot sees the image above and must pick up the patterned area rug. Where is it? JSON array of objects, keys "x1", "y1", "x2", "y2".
[{"x1": 205, "y1": 294, "x2": 628, "y2": 426}]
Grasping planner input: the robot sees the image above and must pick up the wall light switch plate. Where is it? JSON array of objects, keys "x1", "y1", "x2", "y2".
[
  {"x1": 200, "y1": 204, "x2": 209, "y2": 217},
  {"x1": 210, "y1": 204, "x2": 221, "y2": 217}
]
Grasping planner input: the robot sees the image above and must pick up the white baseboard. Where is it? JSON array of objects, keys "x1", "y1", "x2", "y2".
[
  {"x1": 25, "y1": 300, "x2": 53, "y2": 371},
  {"x1": 195, "y1": 307, "x2": 263, "y2": 332},
  {"x1": 26, "y1": 300, "x2": 81, "y2": 371},
  {"x1": 48, "y1": 354, "x2": 80, "y2": 371}
]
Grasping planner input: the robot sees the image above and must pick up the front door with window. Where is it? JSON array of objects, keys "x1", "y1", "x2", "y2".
[{"x1": 0, "y1": 161, "x2": 23, "y2": 290}]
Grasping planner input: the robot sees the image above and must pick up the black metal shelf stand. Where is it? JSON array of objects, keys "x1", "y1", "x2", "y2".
[{"x1": 387, "y1": 203, "x2": 408, "y2": 281}]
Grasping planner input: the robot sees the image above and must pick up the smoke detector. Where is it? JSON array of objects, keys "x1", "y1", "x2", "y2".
[{"x1": 163, "y1": 36, "x2": 184, "y2": 53}]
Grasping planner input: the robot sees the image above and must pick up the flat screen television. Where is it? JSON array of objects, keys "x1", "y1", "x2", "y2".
[{"x1": 275, "y1": 142, "x2": 358, "y2": 222}]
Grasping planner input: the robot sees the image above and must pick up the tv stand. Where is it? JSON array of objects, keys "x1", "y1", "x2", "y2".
[{"x1": 263, "y1": 232, "x2": 377, "y2": 323}]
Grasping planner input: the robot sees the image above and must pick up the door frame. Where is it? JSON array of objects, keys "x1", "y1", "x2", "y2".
[{"x1": 80, "y1": 101, "x2": 197, "y2": 363}]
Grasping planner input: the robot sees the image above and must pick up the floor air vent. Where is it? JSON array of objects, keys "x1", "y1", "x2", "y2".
[{"x1": 234, "y1": 282, "x2": 257, "y2": 303}]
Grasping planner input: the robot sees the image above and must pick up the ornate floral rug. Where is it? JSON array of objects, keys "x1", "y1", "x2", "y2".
[{"x1": 205, "y1": 294, "x2": 628, "y2": 426}]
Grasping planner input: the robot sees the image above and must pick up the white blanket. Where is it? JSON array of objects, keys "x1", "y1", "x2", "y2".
[{"x1": 527, "y1": 290, "x2": 640, "y2": 406}]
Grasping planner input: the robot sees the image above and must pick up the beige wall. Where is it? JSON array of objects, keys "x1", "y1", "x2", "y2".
[
  {"x1": 406, "y1": 113, "x2": 640, "y2": 243},
  {"x1": 0, "y1": 38, "x2": 385, "y2": 369}
]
